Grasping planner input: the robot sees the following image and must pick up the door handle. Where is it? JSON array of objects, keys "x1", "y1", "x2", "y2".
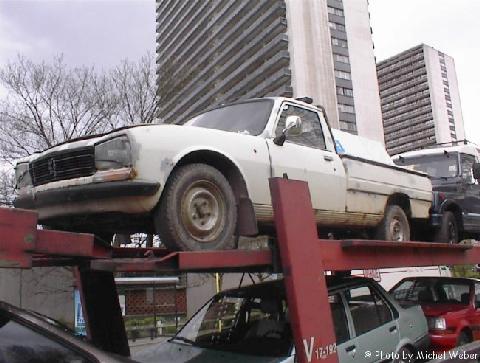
[
  {"x1": 389, "y1": 325, "x2": 397, "y2": 333},
  {"x1": 324, "y1": 155, "x2": 334, "y2": 162},
  {"x1": 345, "y1": 345, "x2": 356, "y2": 353}
]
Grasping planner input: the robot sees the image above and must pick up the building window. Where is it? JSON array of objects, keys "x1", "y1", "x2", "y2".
[
  {"x1": 441, "y1": 72, "x2": 447, "y2": 78},
  {"x1": 335, "y1": 70, "x2": 351, "y2": 80},
  {"x1": 441, "y1": 66, "x2": 447, "y2": 72},
  {"x1": 443, "y1": 80, "x2": 449, "y2": 86},
  {"x1": 339, "y1": 121, "x2": 357, "y2": 132},
  {"x1": 450, "y1": 125, "x2": 456, "y2": 131},
  {"x1": 337, "y1": 87, "x2": 353, "y2": 96},
  {"x1": 329, "y1": 22, "x2": 346, "y2": 31},
  {"x1": 328, "y1": 6, "x2": 344, "y2": 16},
  {"x1": 332, "y1": 37, "x2": 348, "y2": 48},
  {"x1": 333, "y1": 53, "x2": 350, "y2": 64},
  {"x1": 338, "y1": 104, "x2": 355, "y2": 113}
]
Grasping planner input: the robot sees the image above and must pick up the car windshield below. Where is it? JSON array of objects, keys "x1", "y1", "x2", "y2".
[
  {"x1": 172, "y1": 286, "x2": 292, "y2": 357},
  {"x1": 186, "y1": 100, "x2": 273, "y2": 136},
  {"x1": 391, "y1": 279, "x2": 471, "y2": 305},
  {"x1": 394, "y1": 154, "x2": 459, "y2": 179}
]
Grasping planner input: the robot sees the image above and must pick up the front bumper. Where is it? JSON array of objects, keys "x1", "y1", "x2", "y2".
[
  {"x1": 14, "y1": 180, "x2": 161, "y2": 209},
  {"x1": 429, "y1": 331, "x2": 458, "y2": 351}
]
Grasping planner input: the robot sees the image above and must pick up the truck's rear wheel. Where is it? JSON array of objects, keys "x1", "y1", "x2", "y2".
[
  {"x1": 434, "y1": 211, "x2": 459, "y2": 244},
  {"x1": 376, "y1": 205, "x2": 410, "y2": 241},
  {"x1": 155, "y1": 163, "x2": 237, "y2": 251}
]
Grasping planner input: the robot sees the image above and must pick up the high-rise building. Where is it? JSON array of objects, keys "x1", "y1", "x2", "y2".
[
  {"x1": 155, "y1": 0, "x2": 384, "y2": 143},
  {"x1": 377, "y1": 44, "x2": 465, "y2": 155}
]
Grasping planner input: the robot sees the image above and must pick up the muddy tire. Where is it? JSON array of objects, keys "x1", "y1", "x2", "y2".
[
  {"x1": 154, "y1": 163, "x2": 237, "y2": 251},
  {"x1": 434, "y1": 211, "x2": 459, "y2": 244},
  {"x1": 375, "y1": 205, "x2": 410, "y2": 241}
]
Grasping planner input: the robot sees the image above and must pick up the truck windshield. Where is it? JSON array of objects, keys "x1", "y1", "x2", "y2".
[
  {"x1": 172, "y1": 287, "x2": 292, "y2": 357},
  {"x1": 395, "y1": 153, "x2": 459, "y2": 179},
  {"x1": 186, "y1": 100, "x2": 273, "y2": 136}
]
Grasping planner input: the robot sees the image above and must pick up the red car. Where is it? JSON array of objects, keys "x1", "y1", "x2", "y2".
[{"x1": 390, "y1": 276, "x2": 480, "y2": 351}]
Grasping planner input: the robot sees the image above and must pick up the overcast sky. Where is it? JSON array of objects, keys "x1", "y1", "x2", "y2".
[{"x1": 0, "y1": 0, "x2": 478, "y2": 143}]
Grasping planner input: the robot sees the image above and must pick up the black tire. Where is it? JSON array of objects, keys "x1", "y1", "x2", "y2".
[
  {"x1": 154, "y1": 163, "x2": 237, "y2": 251},
  {"x1": 434, "y1": 211, "x2": 459, "y2": 244},
  {"x1": 375, "y1": 205, "x2": 410, "y2": 241},
  {"x1": 394, "y1": 346, "x2": 415, "y2": 363},
  {"x1": 457, "y1": 330, "x2": 472, "y2": 347}
]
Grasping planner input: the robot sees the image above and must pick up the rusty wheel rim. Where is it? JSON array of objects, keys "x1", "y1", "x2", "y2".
[{"x1": 180, "y1": 180, "x2": 226, "y2": 243}]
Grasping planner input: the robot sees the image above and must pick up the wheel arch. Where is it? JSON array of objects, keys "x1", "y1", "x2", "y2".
[
  {"x1": 458, "y1": 324, "x2": 473, "y2": 338},
  {"x1": 168, "y1": 149, "x2": 258, "y2": 236},
  {"x1": 386, "y1": 193, "x2": 411, "y2": 218}
]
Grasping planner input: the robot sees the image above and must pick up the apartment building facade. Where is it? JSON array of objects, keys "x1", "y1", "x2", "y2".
[
  {"x1": 377, "y1": 44, "x2": 465, "y2": 155},
  {"x1": 156, "y1": 0, "x2": 384, "y2": 143}
]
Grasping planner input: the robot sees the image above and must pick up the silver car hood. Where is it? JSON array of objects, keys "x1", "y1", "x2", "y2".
[{"x1": 134, "y1": 341, "x2": 289, "y2": 363}]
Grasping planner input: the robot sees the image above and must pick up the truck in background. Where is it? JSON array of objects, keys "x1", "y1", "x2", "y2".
[{"x1": 393, "y1": 144, "x2": 480, "y2": 243}]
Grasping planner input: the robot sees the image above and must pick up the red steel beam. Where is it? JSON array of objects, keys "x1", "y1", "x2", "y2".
[
  {"x1": 177, "y1": 250, "x2": 273, "y2": 271},
  {"x1": 320, "y1": 239, "x2": 480, "y2": 270},
  {"x1": 36, "y1": 230, "x2": 97, "y2": 257},
  {"x1": 0, "y1": 208, "x2": 37, "y2": 268},
  {"x1": 89, "y1": 250, "x2": 273, "y2": 272},
  {"x1": 270, "y1": 177, "x2": 338, "y2": 363}
]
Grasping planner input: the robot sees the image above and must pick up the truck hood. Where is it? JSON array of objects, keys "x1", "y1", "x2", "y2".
[
  {"x1": 16, "y1": 123, "x2": 159, "y2": 164},
  {"x1": 421, "y1": 303, "x2": 468, "y2": 317},
  {"x1": 134, "y1": 341, "x2": 288, "y2": 363},
  {"x1": 17, "y1": 123, "x2": 261, "y2": 164}
]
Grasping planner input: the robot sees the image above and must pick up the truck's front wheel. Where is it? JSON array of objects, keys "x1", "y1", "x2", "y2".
[
  {"x1": 155, "y1": 163, "x2": 237, "y2": 251},
  {"x1": 434, "y1": 211, "x2": 459, "y2": 244},
  {"x1": 376, "y1": 205, "x2": 410, "y2": 242}
]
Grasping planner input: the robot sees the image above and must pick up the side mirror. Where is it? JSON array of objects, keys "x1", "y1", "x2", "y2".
[
  {"x1": 473, "y1": 163, "x2": 480, "y2": 180},
  {"x1": 273, "y1": 116, "x2": 302, "y2": 146}
]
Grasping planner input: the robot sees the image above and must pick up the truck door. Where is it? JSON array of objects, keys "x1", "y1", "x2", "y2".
[
  {"x1": 266, "y1": 103, "x2": 346, "y2": 213},
  {"x1": 460, "y1": 154, "x2": 480, "y2": 232}
]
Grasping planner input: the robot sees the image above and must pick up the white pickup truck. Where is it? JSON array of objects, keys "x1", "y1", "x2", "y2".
[{"x1": 14, "y1": 97, "x2": 432, "y2": 250}]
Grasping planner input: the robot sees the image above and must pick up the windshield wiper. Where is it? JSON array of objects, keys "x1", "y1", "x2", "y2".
[{"x1": 170, "y1": 336, "x2": 196, "y2": 345}]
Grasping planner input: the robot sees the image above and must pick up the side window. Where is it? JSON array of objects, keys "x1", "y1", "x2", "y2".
[
  {"x1": 391, "y1": 280, "x2": 414, "y2": 301},
  {"x1": 329, "y1": 294, "x2": 350, "y2": 344},
  {"x1": 461, "y1": 155, "x2": 475, "y2": 184},
  {"x1": 0, "y1": 313, "x2": 91, "y2": 363},
  {"x1": 275, "y1": 105, "x2": 326, "y2": 150},
  {"x1": 344, "y1": 285, "x2": 394, "y2": 336}
]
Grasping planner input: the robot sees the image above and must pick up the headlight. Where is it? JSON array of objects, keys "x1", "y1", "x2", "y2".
[
  {"x1": 14, "y1": 162, "x2": 32, "y2": 189},
  {"x1": 95, "y1": 136, "x2": 132, "y2": 170},
  {"x1": 429, "y1": 317, "x2": 446, "y2": 330}
]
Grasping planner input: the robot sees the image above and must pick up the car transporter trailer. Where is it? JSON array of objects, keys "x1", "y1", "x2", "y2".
[{"x1": 2, "y1": 177, "x2": 480, "y2": 363}]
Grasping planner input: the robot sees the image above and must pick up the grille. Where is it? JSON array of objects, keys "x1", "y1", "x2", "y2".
[{"x1": 30, "y1": 147, "x2": 96, "y2": 186}]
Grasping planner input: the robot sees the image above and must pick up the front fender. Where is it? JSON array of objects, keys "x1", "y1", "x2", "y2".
[{"x1": 171, "y1": 146, "x2": 250, "y2": 187}]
